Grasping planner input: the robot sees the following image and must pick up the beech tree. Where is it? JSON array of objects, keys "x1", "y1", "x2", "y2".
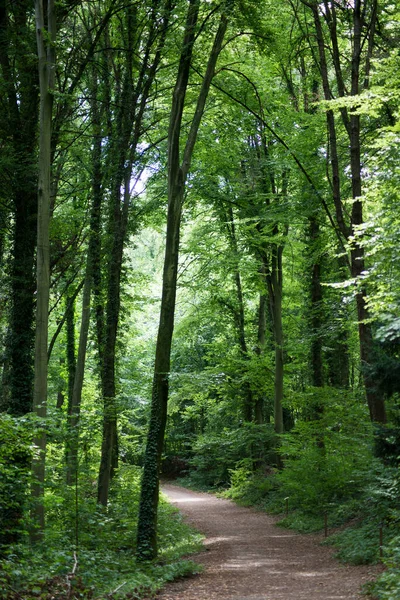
[
  {"x1": 291, "y1": 0, "x2": 386, "y2": 422},
  {"x1": 96, "y1": 0, "x2": 173, "y2": 507},
  {"x1": 137, "y1": 0, "x2": 230, "y2": 559}
]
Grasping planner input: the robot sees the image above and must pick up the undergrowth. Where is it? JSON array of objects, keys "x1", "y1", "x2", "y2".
[
  {"x1": 216, "y1": 399, "x2": 400, "y2": 598},
  {"x1": 0, "y1": 465, "x2": 203, "y2": 599}
]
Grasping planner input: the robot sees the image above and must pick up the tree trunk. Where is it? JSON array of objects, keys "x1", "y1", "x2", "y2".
[
  {"x1": 254, "y1": 290, "x2": 267, "y2": 424},
  {"x1": 66, "y1": 293, "x2": 76, "y2": 413},
  {"x1": 224, "y1": 204, "x2": 253, "y2": 422},
  {"x1": 9, "y1": 194, "x2": 37, "y2": 416},
  {"x1": 308, "y1": 216, "x2": 323, "y2": 388},
  {"x1": 302, "y1": 0, "x2": 385, "y2": 422},
  {"x1": 66, "y1": 75, "x2": 103, "y2": 486},
  {"x1": 97, "y1": 2, "x2": 173, "y2": 506},
  {"x1": 270, "y1": 245, "x2": 284, "y2": 434},
  {"x1": 31, "y1": 0, "x2": 55, "y2": 540},
  {"x1": 0, "y1": 0, "x2": 39, "y2": 416},
  {"x1": 136, "y1": 2, "x2": 229, "y2": 560},
  {"x1": 97, "y1": 185, "x2": 127, "y2": 504}
]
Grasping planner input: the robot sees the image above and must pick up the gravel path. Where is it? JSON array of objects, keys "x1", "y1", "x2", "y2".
[{"x1": 158, "y1": 484, "x2": 382, "y2": 600}]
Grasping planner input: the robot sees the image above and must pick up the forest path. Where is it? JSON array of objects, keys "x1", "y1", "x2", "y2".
[{"x1": 158, "y1": 484, "x2": 381, "y2": 600}]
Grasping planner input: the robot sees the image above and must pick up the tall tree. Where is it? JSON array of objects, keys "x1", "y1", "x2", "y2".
[
  {"x1": 97, "y1": 0, "x2": 173, "y2": 507},
  {"x1": 31, "y1": 0, "x2": 56, "y2": 537},
  {"x1": 137, "y1": 0, "x2": 230, "y2": 559},
  {"x1": 65, "y1": 65, "x2": 104, "y2": 486},
  {"x1": 294, "y1": 0, "x2": 385, "y2": 422},
  {"x1": 0, "y1": 0, "x2": 39, "y2": 416}
]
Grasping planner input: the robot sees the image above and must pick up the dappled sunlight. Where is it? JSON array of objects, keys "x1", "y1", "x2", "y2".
[
  {"x1": 170, "y1": 497, "x2": 209, "y2": 503},
  {"x1": 294, "y1": 571, "x2": 331, "y2": 578},
  {"x1": 204, "y1": 536, "x2": 240, "y2": 545},
  {"x1": 267, "y1": 533, "x2": 298, "y2": 539},
  {"x1": 159, "y1": 484, "x2": 381, "y2": 600},
  {"x1": 221, "y1": 557, "x2": 283, "y2": 571}
]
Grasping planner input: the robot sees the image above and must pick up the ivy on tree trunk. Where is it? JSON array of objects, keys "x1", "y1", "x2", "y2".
[{"x1": 136, "y1": 0, "x2": 229, "y2": 560}]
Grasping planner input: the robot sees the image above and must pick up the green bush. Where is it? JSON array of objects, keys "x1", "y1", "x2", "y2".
[
  {"x1": 188, "y1": 423, "x2": 276, "y2": 488},
  {"x1": 0, "y1": 414, "x2": 33, "y2": 552},
  {"x1": 223, "y1": 461, "x2": 278, "y2": 506},
  {"x1": 370, "y1": 535, "x2": 400, "y2": 599},
  {"x1": 0, "y1": 463, "x2": 203, "y2": 599},
  {"x1": 276, "y1": 391, "x2": 374, "y2": 514}
]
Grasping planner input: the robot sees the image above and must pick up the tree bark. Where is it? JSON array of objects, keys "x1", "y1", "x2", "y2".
[
  {"x1": 66, "y1": 293, "x2": 76, "y2": 413},
  {"x1": 254, "y1": 288, "x2": 267, "y2": 425},
  {"x1": 224, "y1": 204, "x2": 253, "y2": 422},
  {"x1": 268, "y1": 239, "x2": 285, "y2": 434},
  {"x1": 308, "y1": 216, "x2": 323, "y2": 388}
]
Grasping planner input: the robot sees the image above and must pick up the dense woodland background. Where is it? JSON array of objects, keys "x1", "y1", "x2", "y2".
[{"x1": 1, "y1": 0, "x2": 400, "y2": 597}]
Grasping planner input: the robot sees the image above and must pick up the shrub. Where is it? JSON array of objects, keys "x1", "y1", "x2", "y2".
[
  {"x1": 0, "y1": 414, "x2": 33, "y2": 552},
  {"x1": 188, "y1": 423, "x2": 276, "y2": 488}
]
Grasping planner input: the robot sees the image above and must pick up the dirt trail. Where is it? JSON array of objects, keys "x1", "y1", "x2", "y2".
[{"x1": 158, "y1": 484, "x2": 382, "y2": 600}]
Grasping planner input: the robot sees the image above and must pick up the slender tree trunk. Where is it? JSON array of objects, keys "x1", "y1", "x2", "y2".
[
  {"x1": 306, "y1": 215, "x2": 326, "y2": 450},
  {"x1": 308, "y1": 216, "x2": 323, "y2": 388},
  {"x1": 65, "y1": 275, "x2": 91, "y2": 485},
  {"x1": 269, "y1": 244, "x2": 284, "y2": 434},
  {"x1": 254, "y1": 289, "x2": 267, "y2": 424},
  {"x1": 303, "y1": 0, "x2": 385, "y2": 422},
  {"x1": 224, "y1": 204, "x2": 253, "y2": 421},
  {"x1": 31, "y1": 0, "x2": 55, "y2": 540},
  {"x1": 136, "y1": 2, "x2": 229, "y2": 559},
  {"x1": 97, "y1": 3, "x2": 173, "y2": 505},
  {"x1": 66, "y1": 76, "x2": 103, "y2": 485},
  {"x1": 66, "y1": 293, "x2": 76, "y2": 412}
]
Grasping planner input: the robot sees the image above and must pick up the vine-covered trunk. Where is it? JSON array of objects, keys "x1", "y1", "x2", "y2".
[
  {"x1": 9, "y1": 194, "x2": 37, "y2": 415},
  {"x1": 0, "y1": 0, "x2": 39, "y2": 416},
  {"x1": 136, "y1": 183, "x2": 183, "y2": 559},
  {"x1": 97, "y1": 202, "x2": 126, "y2": 505},
  {"x1": 137, "y1": 1, "x2": 229, "y2": 559},
  {"x1": 97, "y1": 2, "x2": 173, "y2": 506}
]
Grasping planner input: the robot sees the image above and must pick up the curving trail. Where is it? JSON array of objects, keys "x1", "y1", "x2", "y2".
[{"x1": 157, "y1": 484, "x2": 382, "y2": 600}]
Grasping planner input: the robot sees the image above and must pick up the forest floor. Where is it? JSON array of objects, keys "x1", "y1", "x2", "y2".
[{"x1": 157, "y1": 484, "x2": 383, "y2": 600}]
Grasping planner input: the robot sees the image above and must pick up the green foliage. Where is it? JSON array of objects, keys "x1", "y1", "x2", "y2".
[
  {"x1": 222, "y1": 390, "x2": 381, "y2": 537},
  {"x1": 369, "y1": 535, "x2": 400, "y2": 599},
  {"x1": 272, "y1": 390, "x2": 372, "y2": 511},
  {"x1": 0, "y1": 465, "x2": 202, "y2": 599},
  {"x1": 0, "y1": 415, "x2": 33, "y2": 551},
  {"x1": 223, "y1": 463, "x2": 278, "y2": 506},
  {"x1": 2, "y1": 0, "x2": 400, "y2": 597},
  {"x1": 328, "y1": 522, "x2": 382, "y2": 565},
  {"x1": 188, "y1": 423, "x2": 276, "y2": 488},
  {"x1": 326, "y1": 463, "x2": 400, "y2": 567}
]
